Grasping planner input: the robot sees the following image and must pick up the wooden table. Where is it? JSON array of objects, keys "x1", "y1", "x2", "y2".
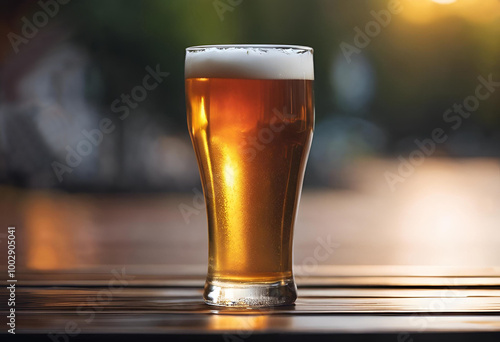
[{"x1": 1, "y1": 158, "x2": 499, "y2": 340}]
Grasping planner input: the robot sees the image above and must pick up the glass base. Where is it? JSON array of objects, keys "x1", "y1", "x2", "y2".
[{"x1": 203, "y1": 278, "x2": 297, "y2": 307}]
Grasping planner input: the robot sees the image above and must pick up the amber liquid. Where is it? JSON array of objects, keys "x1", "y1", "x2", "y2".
[{"x1": 186, "y1": 78, "x2": 314, "y2": 284}]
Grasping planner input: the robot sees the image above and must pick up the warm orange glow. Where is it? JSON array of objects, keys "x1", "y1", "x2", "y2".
[
  {"x1": 208, "y1": 314, "x2": 269, "y2": 331},
  {"x1": 400, "y1": 0, "x2": 500, "y2": 24},
  {"x1": 431, "y1": 0, "x2": 456, "y2": 4},
  {"x1": 23, "y1": 192, "x2": 95, "y2": 270}
]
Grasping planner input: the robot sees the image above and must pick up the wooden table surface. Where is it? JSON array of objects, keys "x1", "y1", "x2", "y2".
[{"x1": 1, "y1": 158, "x2": 499, "y2": 340}]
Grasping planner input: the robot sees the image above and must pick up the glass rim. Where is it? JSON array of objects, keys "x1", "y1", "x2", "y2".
[{"x1": 186, "y1": 44, "x2": 313, "y2": 53}]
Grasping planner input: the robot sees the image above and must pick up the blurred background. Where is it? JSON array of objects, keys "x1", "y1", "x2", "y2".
[{"x1": 0, "y1": 0, "x2": 499, "y2": 273}]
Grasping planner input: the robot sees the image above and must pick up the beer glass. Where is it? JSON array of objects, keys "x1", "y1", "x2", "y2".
[{"x1": 185, "y1": 45, "x2": 314, "y2": 307}]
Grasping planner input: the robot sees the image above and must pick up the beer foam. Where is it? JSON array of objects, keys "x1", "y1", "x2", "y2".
[{"x1": 185, "y1": 45, "x2": 314, "y2": 80}]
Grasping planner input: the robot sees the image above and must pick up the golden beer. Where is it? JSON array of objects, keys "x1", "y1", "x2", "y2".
[{"x1": 185, "y1": 45, "x2": 314, "y2": 306}]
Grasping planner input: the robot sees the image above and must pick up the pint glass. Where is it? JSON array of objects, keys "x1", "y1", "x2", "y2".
[{"x1": 185, "y1": 45, "x2": 314, "y2": 306}]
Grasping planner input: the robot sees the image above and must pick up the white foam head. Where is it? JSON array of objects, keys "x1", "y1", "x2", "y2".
[{"x1": 185, "y1": 45, "x2": 314, "y2": 80}]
